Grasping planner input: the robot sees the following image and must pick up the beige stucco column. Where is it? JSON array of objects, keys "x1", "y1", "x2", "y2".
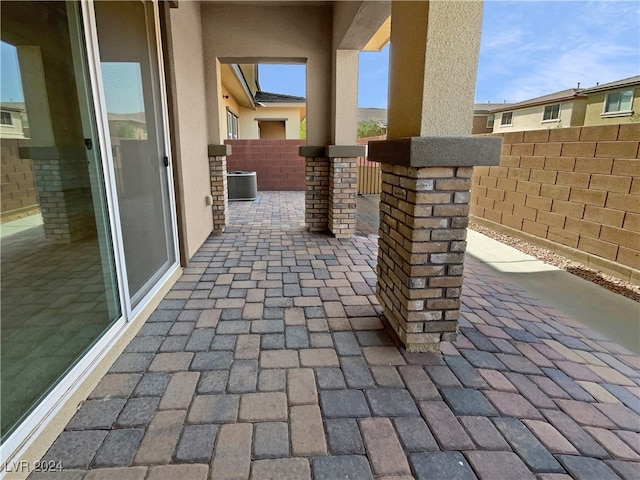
[
  {"x1": 387, "y1": 0, "x2": 482, "y2": 139},
  {"x1": 332, "y1": 49, "x2": 359, "y2": 145},
  {"x1": 370, "y1": 0, "x2": 502, "y2": 352}
]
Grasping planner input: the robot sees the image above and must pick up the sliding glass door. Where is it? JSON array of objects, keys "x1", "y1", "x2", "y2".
[
  {"x1": 93, "y1": 1, "x2": 177, "y2": 308},
  {"x1": 0, "y1": 1, "x2": 121, "y2": 440},
  {"x1": 0, "y1": 0, "x2": 178, "y2": 442}
]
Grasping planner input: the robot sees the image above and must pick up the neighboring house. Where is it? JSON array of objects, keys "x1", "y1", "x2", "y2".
[
  {"x1": 357, "y1": 107, "x2": 387, "y2": 133},
  {"x1": 221, "y1": 63, "x2": 306, "y2": 140},
  {"x1": 488, "y1": 75, "x2": 640, "y2": 133},
  {"x1": 355, "y1": 105, "x2": 519, "y2": 135},
  {"x1": 472, "y1": 103, "x2": 513, "y2": 134},
  {"x1": 0, "y1": 103, "x2": 26, "y2": 139},
  {"x1": 581, "y1": 75, "x2": 640, "y2": 126},
  {"x1": 107, "y1": 112, "x2": 148, "y2": 140},
  {"x1": 491, "y1": 88, "x2": 587, "y2": 133}
]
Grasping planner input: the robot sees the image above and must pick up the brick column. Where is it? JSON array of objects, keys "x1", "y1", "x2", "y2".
[
  {"x1": 208, "y1": 144, "x2": 230, "y2": 233},
  {"x1": 300, "y1": 146, "x2": 329, "y2": 233},
  {"x1": 369, "y1": 137, "x2": 501, "y2": 352},
  {"x1": 21, "y1": 146, "x2": 95, "y2": 242},
  {"x1": 326, "y1": 146, "x2": 364, "y2": 238}
]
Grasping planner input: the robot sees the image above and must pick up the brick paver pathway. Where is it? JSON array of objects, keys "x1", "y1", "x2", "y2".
[{"x1": 30, "y1": 192, "x2": 639, "y2": 480}]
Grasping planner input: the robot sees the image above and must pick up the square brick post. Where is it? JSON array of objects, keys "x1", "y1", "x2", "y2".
[
  {"x1": 300, "y1": 146, "x2": 329, "y2": 233},
  {"x1": 20, "y1": 145, "x2": 95, "y2": 242},
  {"x1": 326, "y1": 146, "x2": 365, "y2": 239},
  {"x1": 369, "y1": 137, "x2": 501, "y2": 352},
  {"x1": 208, "y1": 144, "x2": 230, "y2": 233}
]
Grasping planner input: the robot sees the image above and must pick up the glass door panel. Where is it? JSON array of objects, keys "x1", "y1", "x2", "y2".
[
  {"x1": 94, "y1": 1, "x2": 176, "y2": 307},
  {"x1": 0, "y1": 1, "x2": 121, "y2": 440}
]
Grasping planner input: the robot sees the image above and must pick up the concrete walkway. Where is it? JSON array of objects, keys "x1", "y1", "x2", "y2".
[{"x1": 28, "y1": 192, "x2": 639, "y2": 480}]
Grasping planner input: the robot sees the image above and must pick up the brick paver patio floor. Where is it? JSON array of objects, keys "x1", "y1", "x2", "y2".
[{"x1": 30, "y1": 192, "x2": 639, "y2": 480}]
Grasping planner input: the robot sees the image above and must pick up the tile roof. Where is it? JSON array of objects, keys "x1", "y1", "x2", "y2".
[{"x1": 255, "y1": 91, "x2": 305, "y2": 103}]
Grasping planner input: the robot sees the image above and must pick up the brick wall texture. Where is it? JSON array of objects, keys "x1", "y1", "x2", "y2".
[
  {"x1": 1, "y1": 138, "x2": 38, "y2": 214},
  {"x1": 328, "y1": 158, "x2": 357, "y2": 238},
  {"x1": 209, "y1": 155, "x2": 228, "y2": 232},
  {"x1": 470, "y1": 124, "x2": 640, "y2": 279},
  {"x1": 304, "y1": 157, "x2": 329, "y2": 232},
  {"x1": 377, "y1": 164, "x2": 474, "y2": 351},
  {"x1": 225, "y1": 140, "x2": 306, "y2": 191}
]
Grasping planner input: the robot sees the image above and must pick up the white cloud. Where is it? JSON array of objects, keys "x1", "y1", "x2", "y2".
[{"x1": 476, "y1": 0, "x2": 640, "y2": 102}]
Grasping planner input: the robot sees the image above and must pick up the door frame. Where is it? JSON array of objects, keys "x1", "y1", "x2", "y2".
[
  {"x1": 0, "y1": 0, "x2": 181, "y2": 469},
  {"x1": 85, "y1": 0, "x2": 181, "y2": 319}
]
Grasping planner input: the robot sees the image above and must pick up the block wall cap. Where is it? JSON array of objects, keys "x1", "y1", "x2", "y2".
[
  {"x1": 326, "y1": 145, "x2": 366, "y2": 158},
  {"x1": 299, "y1": 146, "x2": 326, "y2": 157},
  {"x1": 368, "y1": 137, "x2": 502, "y2": 167},
  {"x1": 208, "y1": 144, "x2": 232, "y2": 157}
]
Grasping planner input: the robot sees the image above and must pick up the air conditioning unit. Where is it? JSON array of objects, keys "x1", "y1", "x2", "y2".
[{"x1": 227, "y1": 171, "x2": 257, "y2": 201}]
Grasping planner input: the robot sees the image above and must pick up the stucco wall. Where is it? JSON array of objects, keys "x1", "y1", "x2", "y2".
[
  {"x1": 472, "y1": 114, "x2": 493, "y2": 135},
  {"x1": 201, "y1": 4, "x2": 332, "y2": 146},
  {"x1": 0, "y1": 111, "x2": 26, "y2": 139},
  {"x1": 238, "y1": 106, "x2": 302, "y2": 140},
  {"x1": 471, "y1": 124, "x2": 640, "y2": 282},
  {"x1": 387, "y1": 1, "x2": 482, "y2": 138},
  {"x1": 584, "y1": 89, "x2": 640, "y2": 126},
  {"x1": 169, "y1": 2, "x2": 213, "y2": 260},
  {"x1": 221, "y1": 83, "x2": 241, "y2": 139},
  {"x1": 492, "y1": 100, "x2": 586, "y2": 134}
]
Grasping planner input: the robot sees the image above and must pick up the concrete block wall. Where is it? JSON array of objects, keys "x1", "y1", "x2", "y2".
[
  {"x1": 225, "y1": 140, "x2": 306, "y2": 191},
  {"x1": 1, "y1": 139, "x2": 38, "y2": 214},
  {"x1": 471, "y1": 124, "x2": 640, "y2": 281}
]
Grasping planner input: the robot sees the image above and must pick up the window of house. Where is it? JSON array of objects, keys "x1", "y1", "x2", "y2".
[
  {"x1": 543, "y1": 104, "x2": 560, "y2": 121},
  {"x1": 0, "y1": 112, "x2": 13, "y2": 125},
  {"x1": 227, "y1": 109, "x2": 238, "y2": 139},
  {"x1": 501, "y1": 112, "x2": 513, "y2": 126},
  {"x1": 486, "y1": 114, "x2": 495, "y2": 128},
  {"x1": 604, "y1": 89, "x2": 634, "y2": 114}
]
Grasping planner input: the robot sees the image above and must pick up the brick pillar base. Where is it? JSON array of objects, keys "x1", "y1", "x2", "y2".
[
  {"x1": 301, "y1": 147, "x2": 328, "y2": 232},
  {"x1": 369, "y1": 137, "x2": 501, "y2": 352},
  {"x1": 327, "y1": 146, "x2": 363, "y2": 238},
  {"x1": 24, "y1": 146, "x2": 95, "y2": 242},
  {"x1": 208, "y1": 144, "x2": 230, "y2": 233}
]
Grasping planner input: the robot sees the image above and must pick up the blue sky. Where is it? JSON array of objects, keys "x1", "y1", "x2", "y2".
[
  {"x1": 260, "y1": 0, "x2": 640, "y2": 108},
  {"x1": 2, "y1": 1, "x2": 638, "y2": 109}
]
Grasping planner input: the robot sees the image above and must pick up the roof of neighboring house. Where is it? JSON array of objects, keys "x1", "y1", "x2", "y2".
[
  {"x1": 255, "y1": 91, "x2": 305, "y2": 103},
  {"x1": 473, "y1": 103, "x2": 513, "y2": 114},
  {"x1": 491, "y1": 88, "x2": 586, "y2": 113},
  {"x1": 357, "y1": 107, "x2": 387, "y2": 124},
  {"x1": 0, "y1": 102, "x2": 26, "y2": 112},
  {"x1": 580, "y1": 75, "x2": 640, "y2": 94},
  {"x1": 107, "y1": 112, "x2": 146, "y2": 124}
]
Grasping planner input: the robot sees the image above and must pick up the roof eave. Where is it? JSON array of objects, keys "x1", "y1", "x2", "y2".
[{"x1": 491, "y1": 94, "x2": 586, "y2": 113}]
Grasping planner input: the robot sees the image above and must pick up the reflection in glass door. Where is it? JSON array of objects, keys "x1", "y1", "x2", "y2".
[
  {"x1": 94, "y1": 1, "x2": 176, "y2": 307},
  {"x1": 0, "y1": 2, "x2": 121, "y2": 440}
]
